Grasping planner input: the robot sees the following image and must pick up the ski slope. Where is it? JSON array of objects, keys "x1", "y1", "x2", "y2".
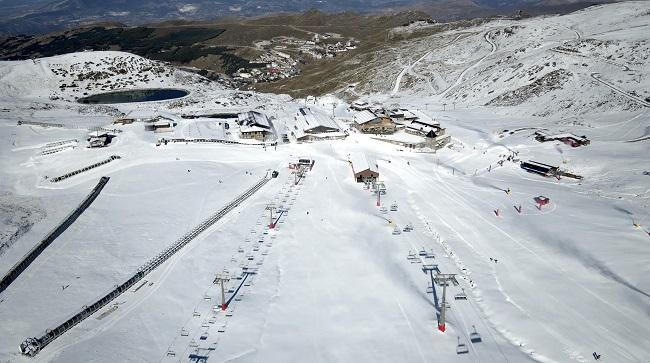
[{"x1": 0, "y1": 2, "x2": 649, "y2": 363}]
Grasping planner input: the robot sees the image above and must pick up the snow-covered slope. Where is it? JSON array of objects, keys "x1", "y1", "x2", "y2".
[
  {"x1": 0, "y1": 51, "x2": 209, "y2": 102},
  {"x1": 0, "y1": 3, "x2": 648, "y2": 363},
  {"x1": 352, "y1": 1, "x2": 650, "y2": 119}
]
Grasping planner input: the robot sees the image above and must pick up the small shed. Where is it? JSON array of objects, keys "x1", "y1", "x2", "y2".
[{"x1": 350, "y1": 154, "x2": 379, "y2": 183}]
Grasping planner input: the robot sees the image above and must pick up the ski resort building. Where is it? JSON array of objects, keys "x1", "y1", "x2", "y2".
[
  {"x1": 350, "y1": 154, "x2": 379, "y2": 182},
  {"x1": 289, "y1": 107, "x2": 346, "y2": 142},
  {"x1": 237, "y1": 111, "x2": 273, "y2": 141},
  {"x1": 534, "y1": 131, "x2": 590, "y2": 147},
  {"x1": 87, "y1": 134, "x2": 110, "y2": 148},
  {"x1": 350, "y1": 100, "x2": 370, "y2": 111},
  {"x1": 116, "y1": 110, "x2": 158, "y2": 124},
  {"x1": 353, "y1": 110, "x2": 397, "y2": 134}
]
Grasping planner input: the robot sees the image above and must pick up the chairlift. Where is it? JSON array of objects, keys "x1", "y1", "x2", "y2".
[
  {"x1": 422, "y1": 263, "x2": 436, "y2": 271},
  {"x1": 403, "y1": 223, "x2": 413, "y2": 232},
  {"x1": 470, "y1": 325, "x2": 482, "y2": 343},
  {"x1": 425, "y1": 250, "x2": 435, "y2": 259},
  {"x1": 426, "y1": 283, "x2": 434, "y2": 294},
  {"x1": 419, "y1": 248, "x2": 427, "y2": 256},
  {"x1": 253, "y1": 246, "x2": 260, "y2": 252},
  {"x1": 166, "y1": 350, "x2": 176, "y2": 357},
  {"x1": 247, "y1": 254, "x2": 254, "y2": 261},
  {"x1": 192, "y1": 311, "x2": 201, "y2": 318},
  {"x1": 407, "y1": 251, "x2": 417, "y2": 260},
  {"x1": 456, "y1": 337, "x2": 469, "y2": 354},
  {"x1": 390, "y1": 202, "x2": 398, "y2": 211},
  {"x1": 454, "y1": 288, "x2": 468, "y2": 301},
  {"x1": 200, "y1": 334, "x2": 208, "y2": 341},
  {"x1": 380, "y1": 206, "x2": 388, "y2": 213},
  {"x1": 392, "y1": 226, "x2": 401, "y2": 235},
  {"x1": 203, "y1": 295, "x2": 212, "y2": 301},
  {"x1": 181, "y1": 329, "x2": 189, "y2": 337},
  {"x1": 238, "y1": 246, "x2": 244, "y2": 253},
  {"x1": 189, "y1": 339, "x2": 199, "y2": 348}
]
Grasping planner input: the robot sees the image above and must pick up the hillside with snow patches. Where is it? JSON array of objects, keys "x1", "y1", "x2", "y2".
[
  {"x1": 348, "y1": 1, "x2": 650, "y2": 119},
  {"x1": 0, "y1": 2, "x2": 649, "y2": 363}
]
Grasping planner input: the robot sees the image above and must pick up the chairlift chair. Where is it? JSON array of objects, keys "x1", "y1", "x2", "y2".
[
  {"x1": 456, "y1": 337, "x2": 469, "y2": 354},
  {"x1": 181, "y1": 329, "x2": 189, "y2": 337},
  {"x1": 426, "y1": 283, "x2": 434, "y2": 294},
  {"x1": 470, "y1": 325, "x2": 482, "y2": 343},
  {"x1": 392, "y1": 226, "x2": 401, "y2": 235},
  {"x1": 426, "y1": 250, "x2": 435, "y2": 259},
  {"x1": 454, "y1": 288, "x2": 468, "y2": 301},
  {"x1": 380, "y1": 206, "x2": 388, "y2": 213},
  {"x1": 419, "y1": 248, "x2": 427, "y2": 256},
  {"x1": 390, "y1": 202, "x2": 398, "y2": 211},
  {"x1": 407, "y1": 251, "x2": 417, "y2": 260}
]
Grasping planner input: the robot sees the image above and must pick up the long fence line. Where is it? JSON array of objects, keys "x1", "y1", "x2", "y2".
[
  {"x1": 159, "y1": 137, "x2": 274, "y2": 147},
  {"x1": 17, "y1": 121, "x2": 65, "y2": 128},
  {"x1": 88, "y1": 126, "x2": 123, "y2": 134},
  {"x1": 19, "y1": 173, "x2": 276, "y2": 357},
  {"x1": 40, "y1": 145, "x2": 75, "y2": 156},
  {"x1": 0, "y1": 177, "x2": 110, "y2": 296},
  {"x1": 45, "y1": 139, "x2": 78, "y2": 148},
  {"x1": 50, "y1": 155, "x2": 121, "y2": 183}
]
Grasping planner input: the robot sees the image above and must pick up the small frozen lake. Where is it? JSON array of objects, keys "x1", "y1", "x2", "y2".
[{"x1": 77, "y1": 88, "x2": 188, "y2": 104}]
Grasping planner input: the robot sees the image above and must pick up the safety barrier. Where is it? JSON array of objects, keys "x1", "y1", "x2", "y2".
[
  {"x1": 0, "y1": 177, "x2": 110, "y2": 296},
  {"x1": 45, "y1": 139, "x2": 78, "y2": 148},
  {"x1": 40, "y1": 145, "x2": 75, "y2": 156},
  {"x1": 19, "y1": 173, "x2": 275, "y2": 357},
  {"x1": 50, "y1": 156, "x2": 120, "y2": 183},
  {"x1": 88, "y1": 126, "x2": 123, "y2": 134},
  {"x1": 159, "y1": 137, "x2": 273, "y2": 147},
  {"x1": 17, "y1": 121, "x2": 65, "y2": 128}
]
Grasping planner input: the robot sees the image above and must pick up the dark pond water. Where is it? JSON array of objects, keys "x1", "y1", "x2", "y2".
[{"x1": 77, "y1": 88, "x2": 189, "y2": 104}]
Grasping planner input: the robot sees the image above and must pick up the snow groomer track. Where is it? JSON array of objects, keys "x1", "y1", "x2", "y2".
[
  {"x1": 19, "y1": 172, "x2": 277, "y2": 357},
  {"x1": 0, "y1": 176, "x2": 110, "y2": 295}
]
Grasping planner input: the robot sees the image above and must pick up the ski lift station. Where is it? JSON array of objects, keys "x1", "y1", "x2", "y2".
[{"x1": 349, "y1": 154, "x2": 379, "y2": 183}]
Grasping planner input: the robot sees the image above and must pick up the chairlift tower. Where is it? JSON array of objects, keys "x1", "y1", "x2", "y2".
[
  {"x1": 266, "y1": 204, "x2": 277, "y2": 229},
  {"x1": 213, "y1": 273, "x2": 231, "y2": 311},
  {"x1": 294, "y1": 166, "x2": 304, "y2": 185},
  {"x1": 433, "y1": 273, "x2": 458, "y2": 332},
  {"x1": 375, "y1": 183, "x2": 381, "y2": 207}
]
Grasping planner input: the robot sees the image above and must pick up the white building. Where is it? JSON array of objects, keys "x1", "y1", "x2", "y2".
[{"x1": 289, "y1": 107, "x2": 346, "y2": 142}]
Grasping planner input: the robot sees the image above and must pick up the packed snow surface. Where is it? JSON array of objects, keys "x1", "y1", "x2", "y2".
[{"x1": 0, "y1": 2, "x2": 649, "y2": 363}]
